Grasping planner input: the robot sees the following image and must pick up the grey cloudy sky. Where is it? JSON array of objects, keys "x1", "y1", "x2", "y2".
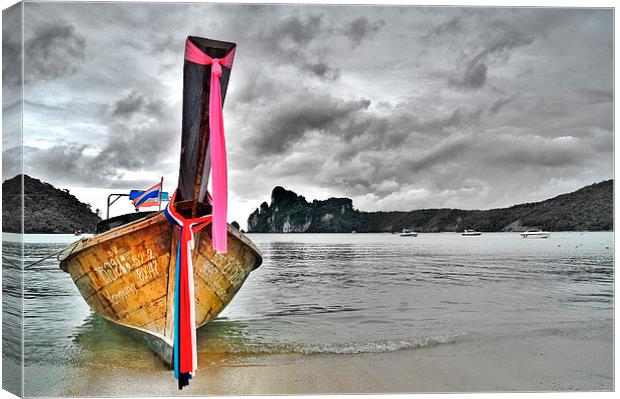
[{"x1": 2, "y1": 2, "x2": 613, "y2": 227}]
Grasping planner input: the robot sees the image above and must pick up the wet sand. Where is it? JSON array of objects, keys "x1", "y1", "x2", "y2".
[{"x1": 63, "y1": 321, "x2": 613, "y2": 396}]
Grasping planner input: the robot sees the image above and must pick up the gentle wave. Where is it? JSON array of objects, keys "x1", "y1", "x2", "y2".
[{"x1": 210, "y1": 334, "x2": 465, "y2": 355}]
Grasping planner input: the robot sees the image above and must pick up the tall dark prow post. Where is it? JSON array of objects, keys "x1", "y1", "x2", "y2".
[{"x1": 176, "y1": 36, "x2": 236, "y2": 218}]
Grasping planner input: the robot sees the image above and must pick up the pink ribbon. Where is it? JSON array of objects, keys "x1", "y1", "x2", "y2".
[{"x1": 184, "y1": 39, "x2": 236, "y2": 254}]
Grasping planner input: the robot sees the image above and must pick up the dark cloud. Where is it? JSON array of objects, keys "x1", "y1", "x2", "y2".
[
  {"x1": 269, "y1": 14, "x2": 323, "y2": 46},
  {"x1": 20, "y1": 145, "x2": 161, "y2": 190},
  {"x1": 451, "y1": 56, "x2": 488, "y2": 89},
  {"x1": 406, "y1": 138, "x2": 470, "y2": 172},
  {"x1": 301, "y1": 61, "x2": 340, "y2": 80},
  {"x1": 2, "y1": 3, "x2": 22, "y2": 87},
  {"x1": 427, "y1": 16, "x2": 462, "y2": 37},
  {"x1": 26, "y1": 145, "x2": 99, "y2": 183},
  {"x1": 256, "y1": 14, "x2": 382, "y2": 80},
  {"x1": 448, "y1": 19, "x2": 534, "y2": 90},
  {"x1": 342, "y1": 17, "x2": 385, "y2": 47},
  {"x1": 233, "y1": 71, "x2": 277, "y2": 104},
  {"x1": 330, "y1": 104, "x2": 485, "y2": 174},
  {"x1": 25, "y1": 20, "x2": 86, "y2": 81},
  {"x1": 111, "y1": 91, "x2": 145, "y2": 118},
  {"x1": 416, "y1": 106, "x2": 483, "y2": 133},
  {"x1": 2, "y1": 4, "x2": 23, "y2": 182},
  {"x1": 111, "y1": 91, "x2": 163, "y2": 118},
  {"x1": 248, "y1": 93, "x2": 371, "y2": 155},
  {"x1": 488, "y1": 94, "x2": 518, "y2": 115},
  {"x1": 23, "y1": 114, "x2": 178, "y2": 187},
  {"x1": 256, "y1": 14, "x2": 342, "y2": 80}
]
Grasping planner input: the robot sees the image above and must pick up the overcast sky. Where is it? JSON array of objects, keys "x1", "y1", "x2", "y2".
[{"x1": 2, "y1": 3, "x2": 613, "y2": 227}]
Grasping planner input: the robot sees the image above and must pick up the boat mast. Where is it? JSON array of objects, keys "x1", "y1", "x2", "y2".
[
  {"x1": 158, "y1": 176, "x2": 163, "y2": 211},
  {"x1": 176, "y1": 36, "x2": 236, "y2": 217}
]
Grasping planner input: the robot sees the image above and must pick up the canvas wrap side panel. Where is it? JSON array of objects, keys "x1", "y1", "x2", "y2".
[{"x1": 2, "y1": 2, "x2": 24, "y2": 397}]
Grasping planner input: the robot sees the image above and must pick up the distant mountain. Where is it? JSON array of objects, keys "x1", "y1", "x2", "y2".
[
  {"x1": 247, "y1": 180, "x2": 613, "y2": 233},
  {"x1": 2, "y1": 175, "x2": 101, "y2": 234}
]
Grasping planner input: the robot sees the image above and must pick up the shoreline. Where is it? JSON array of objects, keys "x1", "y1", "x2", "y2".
[{"x1": 49, "y1": 320, "x2": 612, "y2": 396}]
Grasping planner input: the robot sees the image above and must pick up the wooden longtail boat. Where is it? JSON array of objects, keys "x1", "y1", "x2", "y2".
[
  {"x1": 59, "y1": 36, "x2": 262, "y2": 368},
  {"x1": 59, "y1": 211, "x2": 261, "y2": 364}
]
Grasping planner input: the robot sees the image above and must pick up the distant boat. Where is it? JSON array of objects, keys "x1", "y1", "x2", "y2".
[
  {"x1": 520, "y1": 230, "x2": 551, "y2": 239},
  {"x1": 400, "y1": 229, "x2": 418, "y2": 237},
  {"x1": 462, "y1": 229, "x2": 481, "y2": 236}
]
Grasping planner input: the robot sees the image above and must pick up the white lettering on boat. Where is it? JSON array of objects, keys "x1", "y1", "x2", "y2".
[
  {"x1": 199, "y1": 264, "x2": 226, "y2": 295},
  {"x1": 135, "y1": 251, "x2": 159, "y2": 283},
  {"x1": 93, "y1": 247, "x2": 159, "y2": 285},
  {"x1": 104, "y1": 283, "x2": 137, "y2": 304}
]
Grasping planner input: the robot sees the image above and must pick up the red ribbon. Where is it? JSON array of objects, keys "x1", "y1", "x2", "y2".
[{"x1": 164, "y1": 191, "x2": 212, "y2": 380}]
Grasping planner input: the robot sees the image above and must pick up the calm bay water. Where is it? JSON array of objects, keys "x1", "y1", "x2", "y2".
[{"x1": 2, "y1": 231, "x2": 614, "y2": 395}]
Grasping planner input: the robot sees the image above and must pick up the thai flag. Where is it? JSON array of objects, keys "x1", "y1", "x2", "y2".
[
  {"x1": 137, "y1": 198, "x2": 160, "y2": 207},
  {"x1": 131, "y1": 183, "x2": 162, "y2": 208}
]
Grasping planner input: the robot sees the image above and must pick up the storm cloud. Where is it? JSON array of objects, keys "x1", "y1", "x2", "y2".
[
  {"x1": 342, "y1": 17, "x2": 386, "y2": 47},
  {"x1": 24, "y1": 20, "x2": 86, "y2": 81},
  {"x1": 449, "y1": 22, "x2": 534, "y2": 89},
  {"x1": 8, "y1": 4, "x2": 613, "y2": 226}
]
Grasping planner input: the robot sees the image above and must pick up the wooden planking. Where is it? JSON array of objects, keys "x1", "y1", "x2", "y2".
[
  {"x1": 140, "y1": 316, "x2": 166, "y2": 334},
  {"x1": 193, "y1": 299, "x2": 213, "y2": 327},
  {"x1": 84, "y1": 292, "x2": 116, "y2": 319},
  {"x1": 123, "y1": 295, "x2": 168, "y2": 334},
  {"x1": 72, "y1": 270, "x2": 99, "y2": 299},
  {"x1": 79, "y1": 252, "x2": 169, "y2": 302},
  {"x1": 60, "y1": 211, "x2": 262, "y2": 352},
  {"x1": 194, "y1": 282, "x2": 224, "y2": 323},
  {"x1": 113, "y1": 275, "x2": 169, "y2": 317},
  {"x1": 67, "y1": 217, "x2": 172, "y2": 325},
  {"x1": 194, "y1": 257, "x2": 232, "y2": 301},
  {"x1": 70, "y1": 254, "x2": 170, "y2": 315},
  {"x1": 195, "y1": 230, "x2": 252, "y2": 289},
  {"x1": 69, "y1": 221, "x2": 171, "y2": 282}
]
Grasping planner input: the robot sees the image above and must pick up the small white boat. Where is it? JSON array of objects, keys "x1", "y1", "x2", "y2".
[
  {"x1": 400, "y1": 229, "x2": 418, "y2": 237},
  {"x1": 462, "y1": 229, "x2": 481, "y2": 236},
  {"x1": 520, "y1": 230, "x2": 551, "y2": 239}
]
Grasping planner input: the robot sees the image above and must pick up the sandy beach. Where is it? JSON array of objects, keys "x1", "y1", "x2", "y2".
[{"x1": 60, "y1": 320, "x2": 612, "y2": 396}]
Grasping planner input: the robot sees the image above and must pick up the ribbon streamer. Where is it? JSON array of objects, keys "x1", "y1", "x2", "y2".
[
  {"x1": 164, "y1": 191, "x2": 213, "y2": 389},
  {"x1": 184, "y1": 39, "x2": 235, "y2": 254}
]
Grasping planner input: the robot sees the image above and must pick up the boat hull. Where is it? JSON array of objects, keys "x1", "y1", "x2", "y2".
[
  {"x1": 59, "y1": 211, "x2": 262, "y2": 366},
  {"x1": 400, "y1": 233, "x2": 418, "y2": 237},
  {"x1": 520, "y1": 233, "x2": 550, "y2": 239}
]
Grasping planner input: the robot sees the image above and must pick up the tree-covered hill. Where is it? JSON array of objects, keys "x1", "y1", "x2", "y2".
[
  {"x1": 2, "y1": 174, "x2": 101, "y2": 233},
  {"x1": 247, "y1": 180, "x2": 613, "y2": 233}
]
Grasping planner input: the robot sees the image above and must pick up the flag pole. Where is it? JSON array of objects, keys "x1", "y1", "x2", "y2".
[{"x1": 158, "y1": 176, "x2": 164, "y2": 211}]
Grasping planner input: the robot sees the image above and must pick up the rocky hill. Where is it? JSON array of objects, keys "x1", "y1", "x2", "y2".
[
  {"x1": 2, "y1": 174, "x2": 101, "y2": 233},
  {"x1": 247, "y1": 180, "x2": 613, "y2": 233}
]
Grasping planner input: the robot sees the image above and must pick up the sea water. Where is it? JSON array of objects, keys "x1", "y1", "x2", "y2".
[{"x1": 2, "y1": 232, "x2": 613, "y2": 395}]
